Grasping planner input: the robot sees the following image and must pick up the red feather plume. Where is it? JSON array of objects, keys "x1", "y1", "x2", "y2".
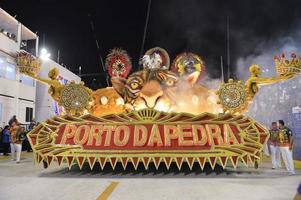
[{"x1": 106, "y1": 48, "x2": 132, "y2": 78}]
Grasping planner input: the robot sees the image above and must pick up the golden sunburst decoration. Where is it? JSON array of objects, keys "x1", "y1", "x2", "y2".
[
  {"x1": 216, "y1": 79, "x2": 248, "y2": 114},
  {"x1": 59, "y1": 82, "x2": 92, "y2": 115}
]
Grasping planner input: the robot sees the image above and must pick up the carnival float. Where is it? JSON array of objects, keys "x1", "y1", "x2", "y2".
[{"x1": 16, "y1": 48, "x2": 301, "y2": 170}]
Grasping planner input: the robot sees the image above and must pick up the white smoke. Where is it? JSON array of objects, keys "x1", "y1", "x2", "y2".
[
  {"x1": 200, "y1": 76, "x2": 222, "y2": 90},
  {"x1": 234, "y1": 25, "x2": 301, "y2": 129},
  {"x1": 235, "y1": 28, "x2": 301, "y2": 81}
]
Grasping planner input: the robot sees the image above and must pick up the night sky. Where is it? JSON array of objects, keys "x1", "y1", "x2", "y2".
[{"x1": 1, "y1": 0, "x2": 301, "y2": 88}]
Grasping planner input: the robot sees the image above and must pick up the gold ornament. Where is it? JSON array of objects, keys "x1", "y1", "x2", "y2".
[
  {"x1": 16, "y1": 65, "x2": 92, "y2": 115},
  {"x1": 24, "y1": 67, "x2": 63, "y2": 102},
  {"x1": 217, "y1": 62, "x2": 299, "y2": 114},
  {"x1": 59, "y1": 82, "x2": 92, "y2": 115},
  {"x1": 216, "y1": 79, "x2": 248, "y2": 114},
  {"x1": 245, "y1": 64, "x2": 295, "y2": 101},
  {"x1": 89, "y1": 87, "x2": 126, "y2": 117},
  {"x1": 27, "y1": 108, "x2": 269, "y2": 170},
  {"x1": 274, "y1": 53, "x2": 301, "y2": 76},
  {"x1": 16, "y1": 51, "x2": 41, "y2": 76}
]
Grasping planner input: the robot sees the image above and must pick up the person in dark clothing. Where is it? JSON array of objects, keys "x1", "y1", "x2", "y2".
[
  {"x1": 28, "y1": 119, "x2": 36, "y2": 131},
  {"x1": 278, "y1": 120, "x2": 295, "y2": 175},
  {"x1": 2, "y1": 125, "x2": 11, "y2": 156},
  {"x1": 8, "y1": 115, "x2": 18, "y2": 127}
]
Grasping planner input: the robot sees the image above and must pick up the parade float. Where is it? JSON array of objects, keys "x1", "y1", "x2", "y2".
[{"x1": 16, "y1": 49, "x2": 300, "y2": 170}]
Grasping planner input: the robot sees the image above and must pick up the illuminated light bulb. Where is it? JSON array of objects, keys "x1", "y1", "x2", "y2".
[
  {"x1": 116, "y1": 97, "x2": 124, "y2": 106},
  {"x1": 100, "y1": 96, "x2": 108, "y2": 105},
  {"x1": 40, "y1": 48, "x2": 51, "y2": 60},
  {"x1": 192, "y1": 95, "x2": 199, "y2": 105}
]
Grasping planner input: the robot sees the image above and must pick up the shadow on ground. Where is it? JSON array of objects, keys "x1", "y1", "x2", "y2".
[{"x1": 39, "y1": 162, "x2": 267, "y2": 179}]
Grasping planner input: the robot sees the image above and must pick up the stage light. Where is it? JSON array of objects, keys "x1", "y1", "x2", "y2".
[{"x1": 40, "y1": 48, "x2": 51, "y2": 60}]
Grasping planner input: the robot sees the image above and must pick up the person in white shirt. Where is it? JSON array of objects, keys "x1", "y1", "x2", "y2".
[{"x1": 269, "y1": 122, "x2": 281, "y2": 169}]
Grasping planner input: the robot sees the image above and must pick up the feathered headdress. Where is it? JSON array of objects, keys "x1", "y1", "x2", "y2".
[
  {"x1": 171, "y1": 52, "x2": 205, "y2": 78},
  {"x1": 142, "y1": 47, "x2": 170, "y2": 70},
  {"x1": 106, "y1": 48, "x2": 132, "y2": 78}
]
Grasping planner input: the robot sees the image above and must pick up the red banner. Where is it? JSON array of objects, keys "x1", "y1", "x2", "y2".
[{"x1": 56, "y1": 123, "x2": 241, "y2": 150}]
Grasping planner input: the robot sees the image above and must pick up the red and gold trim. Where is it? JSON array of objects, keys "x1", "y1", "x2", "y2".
[{"x1": 28, "y1": 109, "x2": 269, "y2": 170}]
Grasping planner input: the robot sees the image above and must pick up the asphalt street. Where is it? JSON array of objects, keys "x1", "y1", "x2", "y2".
[{"x1": 0, "y1": 152, "x2": 300, "y2": 200}]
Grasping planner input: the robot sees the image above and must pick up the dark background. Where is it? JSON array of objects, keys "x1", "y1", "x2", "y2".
[{"x1": 1, "y1": 0, "x2": 301, "y2": 88}]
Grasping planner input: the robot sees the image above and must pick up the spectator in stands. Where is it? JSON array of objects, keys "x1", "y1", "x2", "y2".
[
  {"x1": 2, "y1": 125, "x2": 11, "y2": 156},
  {"x1": 8, "y1": 115, "x2": 18, "y2": 127},
  {"x1": 10, "y1": 122, "x2": 24, "y2": 163}
]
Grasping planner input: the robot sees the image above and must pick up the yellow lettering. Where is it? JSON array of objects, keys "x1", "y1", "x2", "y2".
[
  {"x1": 104, "y1": 126, "x2": 114, "y2": 146},
  {"x1": 87, "y1": 125, "x2": 103, "y2": 146},
  {"x1": 205, "y1": 124, "x2": 223, "y2": 145},
  {"x1": 164, "y1": 125, "x2": 178, "y2": 146},
  {"x1": 74, "y1": 125, "x2": 90, "y2": 145},
  {"x1": 114, "y1": 125, "x2": 130, "y2": 146},
  {"x1": 178, "y1": 125, "x2": 194, "y2": 146},
  {"x1": 147, "y1": 125, "x2": 163, "y2": 146},
  {"x1": 192, "y1": 125, "x2": 208, "y2": 146},
  {"x1": 60, "y1": 124, "x2": 76, "y2": 144},
  {"x1": 223, "y1": 124, "x2": 239, "y2": 144},
  {"x1": 134, "y1": 125, "x2": 148, "y2": 146}
]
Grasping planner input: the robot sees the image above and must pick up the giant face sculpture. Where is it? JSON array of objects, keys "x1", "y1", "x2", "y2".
[{"x1": 112, "y1": 69, "x2": 219, "y2": 114}]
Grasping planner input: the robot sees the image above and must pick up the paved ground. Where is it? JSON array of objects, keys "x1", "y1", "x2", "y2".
[{"x1": 0, "y1": 152, "x2": 300, "y2": 200}]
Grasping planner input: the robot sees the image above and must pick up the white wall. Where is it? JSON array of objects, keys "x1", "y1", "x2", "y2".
[
  {"x1": 0, "y1": 33, "x2": 19, "y2": 55},
  {"x1": 0, "y1": 95, "x2": 14, "y2": 127},
  {"x1": 0, "y1": 77, "x2": 36, "y2": 126},
  {"x1": 35, "y1": 59, "x2": 81, "y2": 122},
  {"x1": 0, "y1": 48, "x2": 36, "y2": 126},
  {"x1": 0, "y1": 9, "x2": 37, "y2": 127}
]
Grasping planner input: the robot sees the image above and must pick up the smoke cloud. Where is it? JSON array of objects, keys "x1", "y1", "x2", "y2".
[
  {"x1": 234, "y1": 23, "x2": 301, "y2": 132},
  {"x1": 147, "y1": 0, "x2": 301, "y2": 80},
  {"x1": 235, "y1": 25, "x2": 301, "y2": 81}
]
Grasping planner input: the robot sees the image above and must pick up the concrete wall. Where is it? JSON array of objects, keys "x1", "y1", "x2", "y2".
[{"x1": 35, "y1": 59, "x2": 81, "y2": 122}]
